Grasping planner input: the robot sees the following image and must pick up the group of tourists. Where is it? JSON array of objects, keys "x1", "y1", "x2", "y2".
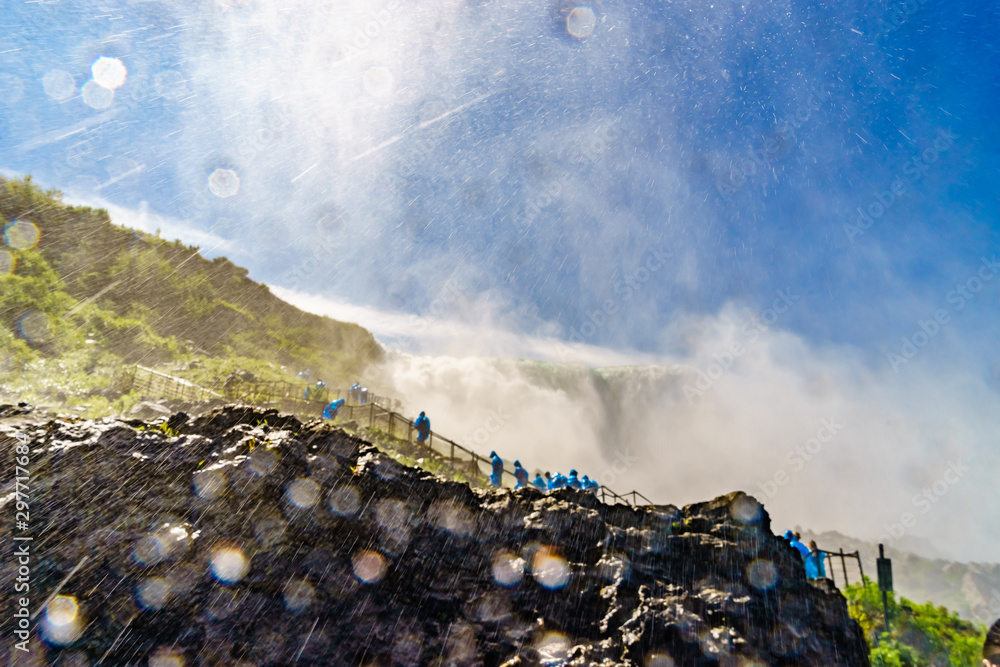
[
  {"x1": 492, "y1": 452, "x2": 600, "y2": 493},
  {"x1": 783, "y1": 530, "x2": 827, "y2": 579},
  {"x1": 349, "y1": 382, "x2": 370, "y2": 405},
  {"x1": 303, "y1": 381, "x2": 328, "y2": 402}
]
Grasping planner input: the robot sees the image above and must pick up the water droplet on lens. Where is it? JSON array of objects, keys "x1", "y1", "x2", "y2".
[
  {"x1": 352, "y1": 550, "x2": 387, "y2": 584},
  {"x1": 82, "y1": 80, "x2": 114, "y2": 109},
  {"x1": 209, "y1": 168, "x2": 240, "y2": 198},
  {"x1": 747, "y1": 558, "x2": 779, "y2": 590},
  {"x1": 43, "y1": 70, "x2": 75, "y2": 101},
  {"x1": 210, "y1": 545, "x2": 249, "y2": 584},
  {"x1": 92, "y1": 56, "x2": 127, "y2": 89},
  {"x1": 567, "y1": 7, "x2": 597, "y2": 38}
]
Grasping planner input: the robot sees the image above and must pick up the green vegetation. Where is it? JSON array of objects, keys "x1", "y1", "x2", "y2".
[
  {"x1": 0, "y1": 175, "x2": 383, "y2": 411},
  {"x1": 844, "y1": 578, "x2": 987, "y2": 666}
]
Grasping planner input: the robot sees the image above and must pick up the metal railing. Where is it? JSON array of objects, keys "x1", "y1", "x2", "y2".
[
  {"x1": 818, "y1": 548, "x2": 865, "y2": 588},
  {"x1": 118, "y1": 365, "x2": 223, "y2": 403},
  {"x1": 118, "y1": 365, "x2": 655, "y2": 506}
]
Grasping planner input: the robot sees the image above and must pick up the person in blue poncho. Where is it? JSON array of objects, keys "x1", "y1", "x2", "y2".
[
  {"x1": 567, "y1": 469, "x2": 582, "y2": 490},
  {"x1": 323, "y1": 398, "x2": 345, "y2": 421},
  {"x1": 304, "y1": 381, "x2": 328, "y2": 402},
  {"x1": 783, "y1": 530, "x2": 811, "y2": 559},
  {"x1": 804, "y1": 540, "x2": 826, "y2": 579},
  {"x1": 513, "y1": 460, "x2": 528, "y2": 489},
  {"x1": 548, "y1": 471, "x2": 567, "y2": 490},
  {"x1": 582, "y1": 475, "x2": 599, "y2": 494},
  {"x1": 533, "y1": 473, "x2": 548, "y2": 491},
  {"x1": 360, "y1": 387, "x2": 369, "y2": 405},
  {"x1": 350, "y1": 382, "x2": 360, "y2": 403},
  {"x1": 414, "y1": 411, "x2": 431, "y2": 444},
  {"x1": 489, "y1": 451, "x2": 503, "y2": 488}
]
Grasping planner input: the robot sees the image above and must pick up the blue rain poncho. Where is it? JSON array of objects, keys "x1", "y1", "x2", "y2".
[
  {"x1": 513, "y1": 461, "x2": 528, "y2": 489},
  {"x1": 532, "y1": 475, "x2": 547, "y2": 491},
  {"x1": 323, "y1": 398, "x2": 345, "y2": 420},
  {"x1": 414, "y1": 412, "x2": 431, "y2": 442},
  {"x1": 804, "y1": 549, "x2": 826, "y2": 579},
  {"x1": 489, "y1": 451, "x2": 504, "y2": 488}
]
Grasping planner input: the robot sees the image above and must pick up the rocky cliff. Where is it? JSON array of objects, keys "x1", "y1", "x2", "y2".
[{"x1": 1, "y1": 406, "x2": 869, "y2": 666}]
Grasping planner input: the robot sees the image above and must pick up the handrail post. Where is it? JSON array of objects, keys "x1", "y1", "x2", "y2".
[
  {"x1": 840, "y1": 548, "x2": 849, "y2": 586},
  {"x1": 856, "y1": 551, "x2": 865, "y2": 583}
]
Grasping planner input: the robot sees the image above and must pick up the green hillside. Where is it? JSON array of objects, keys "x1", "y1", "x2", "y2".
[
  {"x1": 0, "y1": 175, "x2": 382, "y2": 411},
  {"x1": 845, "y1": 579, "x2": 988, "y2": 666}
]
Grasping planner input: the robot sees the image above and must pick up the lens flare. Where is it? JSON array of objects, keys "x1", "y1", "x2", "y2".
[
  {"x1": 491, "y1": 552, "x2": 524, "y2": 587},
  {"x1": 328, "y1": 486, "x2": 360, "y2": 517},
  {"x1": 0, "y1": 249, "x2": 15, "y2": 276},
  {"x1": 210, "y1": 544, "x2": 249, "y2": 584},
  {"x1": 4, "y1": 220, "x2": 40, "y2": 250},
  {"x1": 136, "y1": 577, "x2": 172, "y2": 610},
  {"x1": 532, "y1": 549, "x2": 570, "y2": 590},
  {"x1": 209, "y1": 168, "x2": 241, "y2": 198},
  {"x1": 82, "y1": 80, "x2": 114, "y2": 109},
  {"x1": 193, "y1": 469, "x2": 227, "y2": 500},
  {"x1": 283, "y1": 579, "x2": 315, "y2": 612},
  {"x1": 286, "y1": 477, "x2": 320, "y2": 509},
  {"x1": 534, "y1": 631, "x2": 571, "y2": 665},
  {"x1": 247, "y1": 447, "x2": 277, "y2": 476},
  {"x1": 747, "y1": 558, "x2": 779, "y2": 591},
  {"x1": 566, "y1": 7, "x2": 597, "y2": 38},
  {"x1": 43, "y1": 70, "x2": 75, "y2": 101},
  {"x1": 92, "y1": 56, "x2": 127, "y2": 89},
  {"x1": 352, "y1": 550, "x2": 387, "y2": 584},
  {"x1": 149, "y1": 648, "x2": 185, "y2": 667},
  {"x1": 42, "y1": 595, "x2": 82, "y2": 646},
  {"x1": 18, "y1": 312, "x2": 52, "y2": 343}
]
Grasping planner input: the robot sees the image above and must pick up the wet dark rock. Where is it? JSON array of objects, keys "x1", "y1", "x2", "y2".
[
  {"x1": 0, "y1": 406, "x2": 869, "y2": 666},
  {"x1": 0, "y1": 401, "x2": 33, "y2": 418}
]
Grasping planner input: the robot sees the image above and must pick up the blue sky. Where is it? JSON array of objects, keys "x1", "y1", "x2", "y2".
[
  {"x1": 1, "y1": 0, "x2": 997, "y2": 360},
  {"x1": 1, "y1": 0, "x2": 998, "y2": 559}
]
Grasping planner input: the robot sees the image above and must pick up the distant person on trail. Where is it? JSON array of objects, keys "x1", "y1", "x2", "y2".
[
  {"x1": 804, "y1": 540, "x2": 826, "y2": 579},
  {"x1": 360, "y1": 387, "x2": 369, "y2": 405},
  {"x1": 323, "y1": 398, "x2": 345, "y2": 421},
  {"x1": 544, "y1": 472, "x2": 552, "y2": 489},
  {"x1": 533, "y1": 473, "x2": 547, "y2": 491},
  {"x1": 983, "y1": 618, "x2": 1000, "y2": 667},
  {"x1": 350, "y1": 382, "x2": 360, "y2": 403},
  {"x1": 513, "y1": 461, "x2": 529, "y2": 489},
  {"x1": 414, "y1": 411, "x2": 431, "y2": 445},
  {"x1": 489, "y1": 451, "x2": 504, "y2": 488},
  {"x1": 567, "y1": 469, "x2": 582, "y2": 490},
  {"x1": 548, "y1": 472, "x2": 567, "y2": 490},
  {"x1": 582, "y1": 475, "x2": 599, "y2": 494}
]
